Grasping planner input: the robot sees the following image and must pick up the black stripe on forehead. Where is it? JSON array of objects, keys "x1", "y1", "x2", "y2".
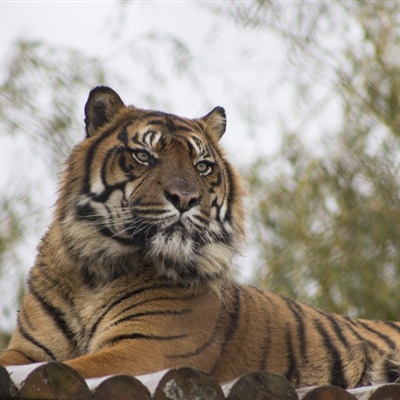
[
  {"x1": 130, "y1": 129, "x2": 161, "y2": 149},
  {"x1": 166, "y1": 116, "x2": 176, "y2": 133},
  {"x1": 191, "y1": 135, "x2": 209, "y2": 157},
  {"x1": 142, "y1": 129, "x2": 156, "y2": 145},
  {"x1": 142, "y1": 111, "x2": 165, "y2": 120},
  {"x1": 186, "y1": 138, "x2": 195, "y2": 157},
  {"x1": 168, "y1": 118, "x2": 197, "y2": 134},
  {"x1": 117, "y1": 124, "x2": 129, "y2": 146},
  {"x1": 144, "y1": 112, "x2": 199, "y2": 134},
  {"x1": 174, "y1": 117, "x2": 200, "y2": 133}
]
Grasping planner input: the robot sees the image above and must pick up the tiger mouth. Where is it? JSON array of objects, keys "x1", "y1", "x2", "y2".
[
  {"x1": 121, "y1": 219, "x2": 202, "y2": 247},
  {"x1": 162, "y1": 223, "x2": 187, "y2": 235},
  {"x1": 76, "y1": 198, "x2": 204, "y2": 252}
]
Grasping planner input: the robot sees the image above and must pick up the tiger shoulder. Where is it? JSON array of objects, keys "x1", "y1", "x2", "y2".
[{"x1": 0, "y1": 86, "x2": 400, "y2": 389}]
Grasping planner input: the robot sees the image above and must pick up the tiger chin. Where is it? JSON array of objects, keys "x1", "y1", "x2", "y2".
[{"x1": 1, "y1": 86, "x2": 400, "y2": 389}]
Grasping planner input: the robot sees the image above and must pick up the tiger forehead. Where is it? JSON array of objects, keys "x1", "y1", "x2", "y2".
[
  {"x1": 123, "y1": 114, "x2": 208, "y2": 155},
  {"x1": 141, "y1": 112, "x2": 202, "y2": 135}
]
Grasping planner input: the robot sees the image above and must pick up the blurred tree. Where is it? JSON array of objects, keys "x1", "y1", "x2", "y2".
[
  {"x1": 0, "y1": 39, "x2": 109, "y2": 348},
  {"x1": 214, "y1": 1, "x2": 400, "y2": 319},
  {"x1": 0, "y1": 40, "x2": 107, "y2": 163}
]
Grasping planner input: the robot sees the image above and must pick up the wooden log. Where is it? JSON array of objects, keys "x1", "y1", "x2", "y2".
[
  {"x1": 297, "y1": 385, "x2": 357, "y2": 400},
  {"x1": 349, "y1": 383, "x2": 400, "y2": 400},
  {"x1": 93, "y1": 374, "x2": 152, "y2": 400},
  {"x1": 19, "y1": 361, "x2": 93, "y2": 399},
  {"x1": 0, "y1": 365, "x2": 18, "y2": 398},
  {"x1": 225, "y1": 370, "x2": 298, "y2": 400},
  {"x1": 153, "y1": 367, "x2": 225, "y2": 400}
]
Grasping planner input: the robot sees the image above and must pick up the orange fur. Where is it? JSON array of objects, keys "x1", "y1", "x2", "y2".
[{"x1": 1, "y1": 87, "x2": 400, "y2": 388}]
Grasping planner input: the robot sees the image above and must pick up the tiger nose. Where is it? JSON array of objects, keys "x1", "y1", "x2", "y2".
[{"x1": 164, "y1": 189, "x2": 201, "y2": 213}]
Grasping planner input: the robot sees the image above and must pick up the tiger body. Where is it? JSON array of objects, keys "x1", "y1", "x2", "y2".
[{"x1": 1, "y1": 87, "x2": 400, "y2": 388}]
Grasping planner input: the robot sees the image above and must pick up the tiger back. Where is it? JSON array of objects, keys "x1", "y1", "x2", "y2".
[{"x1": 1, "y1": 86, "x2": 400, "y2": 388}]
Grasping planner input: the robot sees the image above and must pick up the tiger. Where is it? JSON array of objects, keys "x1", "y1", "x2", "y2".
[{"x1": 1, "y1": 86, "x2": 400, "y2": 389}]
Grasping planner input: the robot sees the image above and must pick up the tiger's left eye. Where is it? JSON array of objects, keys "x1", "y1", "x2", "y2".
[
  {"x1": 196, "y1": 161, "x2": 213, "y2": 175},
  {"x1": 132, "y1": 150, "x2": 151, "y2": 164}
]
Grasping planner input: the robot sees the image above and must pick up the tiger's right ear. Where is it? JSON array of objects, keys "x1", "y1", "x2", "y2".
[{"x1": 84, "y1": 86, "x2": 125, "y2": 137}]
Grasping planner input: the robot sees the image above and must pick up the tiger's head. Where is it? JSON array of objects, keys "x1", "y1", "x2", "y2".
[{"x1": 57, "y1": 86, "x2": 245, "y2": 290}]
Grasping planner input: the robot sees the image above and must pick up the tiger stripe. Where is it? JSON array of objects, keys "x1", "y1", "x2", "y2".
[
  {"x1": 316, "y1": 318, "x2": 348, "y2": 387},
  {"x1": 285, "y1": 327, "x2": 300, "y2": 385},
  {"x1": 89, "y1": 283, "x2": 174, "y2": 339},
  {"x1": 28, "y1": 286, "x2": 78, "y2": 351},
  {"x1": 17, "y1": 321, "x2": 56, "y2": 361},
  {"x1": 103, "y1": 333, "x2": 188, "y2": 348},
  {"x1": 356, "y1": 320, "x2": 396, "y2": 350},
  {"x1": 282, "y1": 297, "x2": 308, "y2": 362},
  {"x1": 110, "y1": 309, "x2": 192, "y2": 328},
  {"x1": 167, "y1": 310, "x2": 224, "y2": 360}
]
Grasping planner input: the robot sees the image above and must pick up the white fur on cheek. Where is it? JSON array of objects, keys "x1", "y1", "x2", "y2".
[{"x1": 90, "y1": 177, "x2": 105, "y2": 197}]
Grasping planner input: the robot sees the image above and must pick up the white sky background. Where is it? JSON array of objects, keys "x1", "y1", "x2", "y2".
[
  {"x1": 0, "y1": 1, "x2": 340, "y2": 330},
  {"x1": 0, "y1": 1, "x2": 293, "y2": 155}
]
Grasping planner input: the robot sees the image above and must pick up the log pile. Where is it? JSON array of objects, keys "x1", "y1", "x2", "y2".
[{"x1": 1, "y1": 362, "x2": 400, "y2": 399}]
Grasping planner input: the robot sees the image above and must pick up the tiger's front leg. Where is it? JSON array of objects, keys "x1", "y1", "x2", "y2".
[
  {"x1": 0, "y1": 290, "x2": 80, "y2": 368},
  {"x1": 64, "y1": 341, "x2": 179, "y2": 378},
  {"x1": 0, "y1": 349, "x2": 34, "y2": 366}
]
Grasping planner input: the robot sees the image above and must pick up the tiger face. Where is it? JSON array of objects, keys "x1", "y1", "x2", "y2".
[{"x1": 58, "y1": 87, "x2": 245, "y2": 289}]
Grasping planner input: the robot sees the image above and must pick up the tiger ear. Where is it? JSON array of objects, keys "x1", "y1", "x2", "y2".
[
  {"x1": 199, "y1": 106, "x2": 226, "y2": 141},
  {"x1": 84, "y1": 86, "x2": 125, "y2": 137}
]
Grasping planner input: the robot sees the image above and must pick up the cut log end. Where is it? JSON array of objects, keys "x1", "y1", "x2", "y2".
[
  {"x1": 19, "y1": 362, "x2": 92, "y2": 400},
  {"x1": 227, "y1": 370, "x2": 297, "y2": 400},
  {"x1": 154, "y1": 367, "x2": 225, "y2": 400},
  {"x1": 93, "y1": 374, "x2": 152, "y2": 400}
]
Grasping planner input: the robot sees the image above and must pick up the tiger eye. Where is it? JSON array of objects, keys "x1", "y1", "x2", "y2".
[
  {"x1": 133, "y1": 150, "x2": 151, "y2": 163},
  {"x1": 196, "y1": 161, "x2": 211, "y2": 174}
]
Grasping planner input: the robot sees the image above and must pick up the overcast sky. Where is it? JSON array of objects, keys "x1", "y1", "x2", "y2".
[{"x1": 0, "y1": 1, "x2": 287, "y2": 158}]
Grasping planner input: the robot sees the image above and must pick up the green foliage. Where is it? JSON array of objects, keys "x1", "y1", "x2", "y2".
[
  {"x1": 236, "y1": 1, "x2": 400, "y2": 318},
  {"x1": 248, "y1": 132, "x2": 400, "y2": 319}
]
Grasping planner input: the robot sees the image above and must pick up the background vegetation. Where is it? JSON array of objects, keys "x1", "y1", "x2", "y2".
[
  {"x1": 1, "y1": 1, "x2": 400, "y2": 349},
  {"x1": 232, "y1": 1, "x2": 400, "y2": 319}
]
